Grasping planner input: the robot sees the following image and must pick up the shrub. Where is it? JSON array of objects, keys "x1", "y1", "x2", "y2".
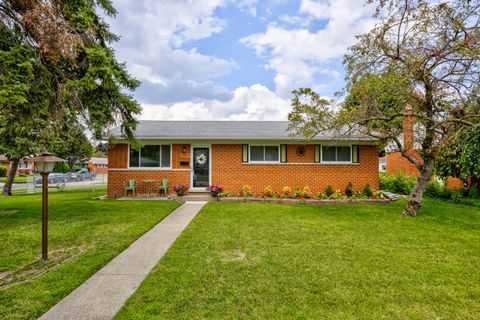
[
  {"x1": 467, "y1": 186, "x2": 480, "y2": 199},
  {"x1": 330, "y1": 189, "x2": 343, "y2": 200},
  {"x1": 302, "y1": 186, "x2": 312, "y2": 199},
  {"x1": 54, "y1": 162, "x2": 70, "y2": 173},
  {"x1": 240, "y1": 185, "x2": 252, "y2": 197},
  {"x1": 363, "y1": 184, "x2": 373, "y2": 198},
  {"x1": 0, "y1": 166, "x2": 7, "y2": 177},
  {"x1": 72, "y1": 164, "x2": 81, "y2": 171},
  {"x1": 217, "y1": 192, "x2": 229, "y2": 198},
  {"x1": 449, "y1": 190, "x2": 463, "y2": 203},
  {"x1": 325, "y1": 185, "x2": 334, "y2": 197},
  {"x1": 379, "y1": 173, "x2": 416, "y2": 194},
  {"x1": 317, "y1": 192, "x2": 327, "y2": 199},
  {"x1": 345, "y1": 182, "x2": 353, "y2": 198},
  {"x1": 424, "y1": 180, "x2": 444, "y2": 198},
  {"x1": 294, "y1": 187, "x2": 303, "y2": 198},
  {"x1": 282, "y1": 186, "x2": 291, "y2": 196},
  {"x1": 263, "y1": 185, "x2": 274, "y2": 197}
]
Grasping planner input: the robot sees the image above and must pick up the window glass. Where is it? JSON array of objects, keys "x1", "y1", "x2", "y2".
[
  {"x1": 250, "y1": 146, "x2": 264, "y2": 161},
  {"x1": 161, "y1": 145, "x2": 171, "y2": 167},
  {"x1": 140, "y1": 145, "x2": 160, "y2": 167},
  {"x1": 322, "y1": 146, "x2": 336, "y2": 162},
  {"x1": 265, "y1": 146, "x2": 279, "y2": 161},
  {"x1": 337, "y1": 146, "x2": 351, "y2": 162},
  {"x1": 129, "y1": 148, "x2": 140, "y2": 167}
]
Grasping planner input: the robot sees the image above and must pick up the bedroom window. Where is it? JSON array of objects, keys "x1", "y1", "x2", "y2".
[
  {"x1": 322, "y1": 146, "x2": 352, "y2": 163},
  {"x1": 129, "y1": 145, "x2": 171, "y2": 168},
  {"x1": 249, "y1": 145, "x2": 279, "y2": 162}
]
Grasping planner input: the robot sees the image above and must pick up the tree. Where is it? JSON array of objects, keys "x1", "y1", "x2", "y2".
[
  {"x1": 289, "y1": 0, "x2": 480, "y2": 216},
  {"x1": 435, "y1": 128, "x2": 480, "y2": 189},
  {"x1": 0, "y1": 26, "x2": 54, "y2": 195},
  {"x1": 0, "y1": 0, "x2": 141, "y2": 195},
  {"x1": 49, "y1": 120, "x2": 95, "y2": 169}
]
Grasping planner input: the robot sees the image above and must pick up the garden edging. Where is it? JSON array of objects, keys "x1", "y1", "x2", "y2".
[{"x1": 217, "y1": 197, "x2": 391, "y2": 205}]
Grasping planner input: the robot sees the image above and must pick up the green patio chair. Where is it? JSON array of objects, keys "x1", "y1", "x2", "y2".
[
  {"x1": 158, "y1": 179, "x2": 168, "y2": 197},
  {"x1": 124, "y1": 179, "x2": 136, "y2": 197}
]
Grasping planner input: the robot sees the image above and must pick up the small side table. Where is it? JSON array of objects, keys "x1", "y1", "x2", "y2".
[{"x1": 142, "y1": 180, "x2": 155, "y2": 197}]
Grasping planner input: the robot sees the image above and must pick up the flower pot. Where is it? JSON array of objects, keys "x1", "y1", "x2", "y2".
[{"x1": 176, "y1": 191, "x2": 185, "y2": 196}]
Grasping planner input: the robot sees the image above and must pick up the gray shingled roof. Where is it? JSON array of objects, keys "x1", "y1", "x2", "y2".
[{"x1": 110, "y1": 121, "x2": 375, "y2": 141}]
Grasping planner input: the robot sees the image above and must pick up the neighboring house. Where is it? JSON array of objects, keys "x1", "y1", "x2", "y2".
[
  {"x1": 385, "y1": 117, "x2": 464, "y2": 189},
  {"x1": 107, "y1": 121, "x2": 379, "y2": 198},
  {"x1": 0, "y1": 154, "x2": 34, "y2": 175},
  {"x1": 0, "y1": 155, "x2": 10, "y2": 173},
  {"x1": 379, "y1": 157, "x2": 386, "y2": 173},
  {"x1": 86, "y1": 157, "x2": 108, "y2": 174}
]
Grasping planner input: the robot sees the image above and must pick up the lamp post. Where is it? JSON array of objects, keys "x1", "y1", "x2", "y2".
[{"x1": 31, "y1": 152, "x2": 65, "y2": 262}]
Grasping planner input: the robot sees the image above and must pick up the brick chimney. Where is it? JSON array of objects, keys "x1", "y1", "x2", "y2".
[{"x1": 403, "y1": 106, "x2": 414, "y2": 151}]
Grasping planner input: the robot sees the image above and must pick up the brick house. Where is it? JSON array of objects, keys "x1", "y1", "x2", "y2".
[
  {"x1": 107, "y1": 121, "x2": 380, "y2": 198},
  {"x1": 385, "y1": 116, "x2": 465, "y2": 189},
  {"x1": 0, "y1": 154, "x2": 35, "y2": 175},
  {"x1": 85, "y1": 157, "x2": 108, "y2": 174}
]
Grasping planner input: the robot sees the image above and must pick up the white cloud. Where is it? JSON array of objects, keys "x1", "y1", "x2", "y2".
[
  {"x1": 107, "y1": 0, "x2": 233, "y2": 104},
  {"x1": 139, "y1": 84, "x2": 291, "y2": 121},
  {"x1": 241, "y1": 0, "x2": 376, "y2": 98},
  {"x1": 234, "y1": 0, "x2": 258, "y2": 17}
]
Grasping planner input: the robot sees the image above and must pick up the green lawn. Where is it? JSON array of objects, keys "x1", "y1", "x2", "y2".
[
  {"x1": 0, "y1": 188, "x2": 180, "y2": 319},
  {"x1": 117, "y1": 200, "x2": 480, "y2": 319},
  {"x1": 0, "y1": 176, "x2": 29, "y2": 184}
]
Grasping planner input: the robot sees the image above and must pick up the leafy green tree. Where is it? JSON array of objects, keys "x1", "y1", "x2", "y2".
[
  {"x1": 0, "y1": 1, "x2": 141, "y2": 195},
  {"x1": 435, "y1": 128, "x2": 480, "y2": 190},
  {"x1": 49, "y1": 120, "x2": 95, "y2": 169},
  {"x1": 289, "y1": 0, "x2": 480, "y2": 216}
]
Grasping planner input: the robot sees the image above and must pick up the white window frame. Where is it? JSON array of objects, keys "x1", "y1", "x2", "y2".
[
  {"x1": 248, "y1": 144, "x2": 281, "y2": 163},
  {"x1": 128, "y1": 144, "x2": 172, "y2": 169},
  {"x1": 321, "y1": 145, "x2": 353, "y2": 164}
]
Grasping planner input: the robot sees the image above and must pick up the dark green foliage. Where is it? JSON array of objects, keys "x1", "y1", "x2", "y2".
[
  {"x1": 345, "y1": 182, "x2": 353, "y2": 197},
  {"x1": 435, "y1": 129, "x2": 480, "y2": 184},
  {"x1": 424, "y1": 180, "x2": 444, "y2": 199},
  {"x1": 0, "y1": 1, "x2": 141, "y2": 195},
  {"x1": 325, "y1": 185, "x2": 334, "y2": 197},
  {"x1": 363, "y1": 184, "x2": 373, "y2": 198},
  {"x1": 0, "y1": 166, "x2": 6, "y2": 177},
  {"x1": 53, "y1": 163, "x2": 70, "y2": 173},
  {"x1": 467, "y1": 186, "x2": 480, "y2": 199},
  {"x1": 379, "y1": 173, "x2": 416, "y2": 195}
]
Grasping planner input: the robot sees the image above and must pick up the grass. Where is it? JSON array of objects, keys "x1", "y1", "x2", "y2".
[
  {"x1": 0, "y1": 176, "x2": 29, "y2": 184},
  {"x1": 0, "y1": 188, "x2": 180, "y2": 319},
  {"x1": 116, "y1": 199, "x2": 480, "y2": 319}
]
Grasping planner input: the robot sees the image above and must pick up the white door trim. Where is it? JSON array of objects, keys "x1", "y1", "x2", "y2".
[{"x1": 190, "y1": 145, "x2": 212, "y2": 191}]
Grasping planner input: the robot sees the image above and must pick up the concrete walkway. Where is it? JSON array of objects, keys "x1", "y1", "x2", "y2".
[{"x1": 39, "y1": 201, "x2": 206, "y2": 320}]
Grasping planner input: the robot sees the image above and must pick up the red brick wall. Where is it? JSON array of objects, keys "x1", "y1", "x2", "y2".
[
  {"x1": 385, "y1": 152, "x2": 420, "y2": 176},
  {"x1": 107, "y1": 169, "x2": 190, "y2": 198},
  {"x1": 108, "y1": 143, "x2": 379, "y2": 197},
  {"x1": 211, "y1": 144, "x2": 379, "y2": 195}
]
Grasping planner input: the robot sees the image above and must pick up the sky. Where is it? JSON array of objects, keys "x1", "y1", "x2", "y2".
[{"x1": 105, "y1": 0, "x2": 377, "y2": 121}]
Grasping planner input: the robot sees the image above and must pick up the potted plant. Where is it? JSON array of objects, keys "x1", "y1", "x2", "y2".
[
  {"x1": 173, "y1": 184, "x2": 188, "y2": 196},
  {"x1": 207, "y1": 185, "x2": 223, "y2": 197}
]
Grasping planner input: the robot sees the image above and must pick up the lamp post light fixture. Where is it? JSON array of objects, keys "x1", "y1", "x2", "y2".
[{"x1": 31, "y1": 152, "x2": 65, "y2": 262}]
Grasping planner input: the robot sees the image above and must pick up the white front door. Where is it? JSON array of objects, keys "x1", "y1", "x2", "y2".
[{"x1": 191, "y1": 146, "x2": 211, "y2": 190}]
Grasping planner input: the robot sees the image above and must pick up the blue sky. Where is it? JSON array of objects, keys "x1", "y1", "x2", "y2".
[{"x1": 106, "y1": 0, "x2": 376, "y2": 120}]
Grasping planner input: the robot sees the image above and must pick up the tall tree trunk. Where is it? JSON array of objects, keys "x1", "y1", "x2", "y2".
[
  {"x1": 2, "y1": 158, "x2": 19, "y2": 196},
  {"x1": 403, "y1": 158, "x2": 434, "y2": 216}
]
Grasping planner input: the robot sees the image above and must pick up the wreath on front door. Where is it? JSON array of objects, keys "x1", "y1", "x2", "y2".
[{"x1": 196, "y1": 152, "x2": 207, "y2": 165}]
